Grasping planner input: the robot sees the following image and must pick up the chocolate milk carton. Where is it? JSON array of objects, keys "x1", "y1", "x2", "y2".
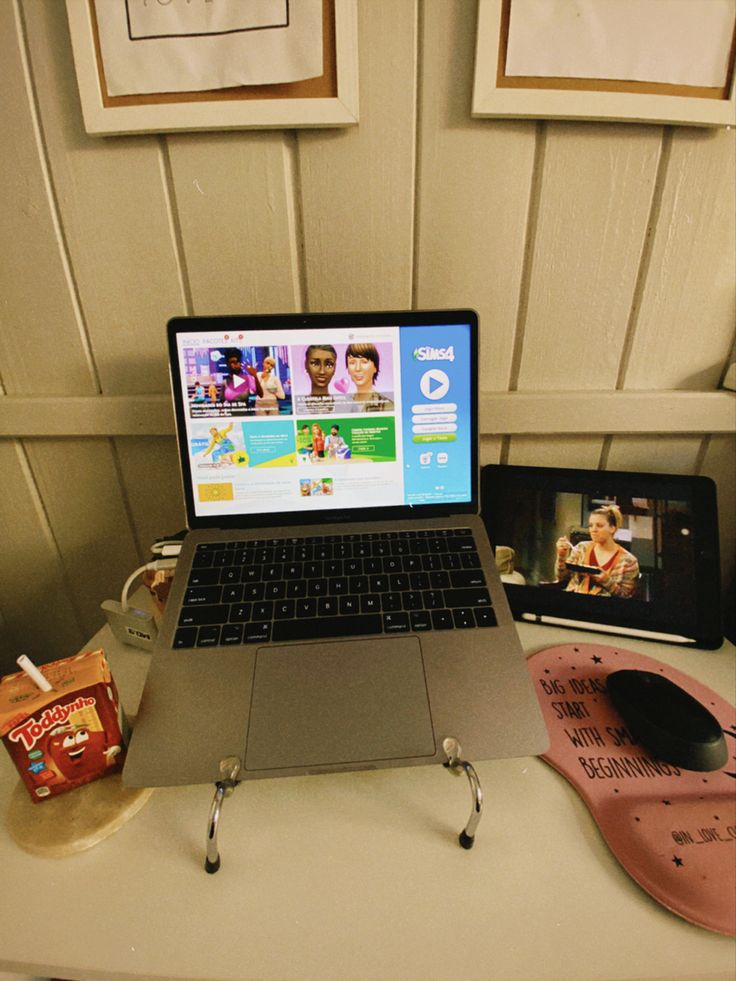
[{"x1": 0, "y1": 650, "x2": 128, "y2": 802}]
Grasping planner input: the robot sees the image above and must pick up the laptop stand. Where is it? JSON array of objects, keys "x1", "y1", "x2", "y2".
[{"x1": 203, "y1": 741, "x2": 484, "y2": 873}]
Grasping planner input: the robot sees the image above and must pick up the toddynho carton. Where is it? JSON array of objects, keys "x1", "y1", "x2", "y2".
[{"x1": 1, "y1": 650, "x2": 128, "y2": 802}]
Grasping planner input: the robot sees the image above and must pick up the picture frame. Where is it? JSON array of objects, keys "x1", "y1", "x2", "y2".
[
  {"x1": 472, "y1": 0, "x2": 736, "y2": 127},
  {"x1": 65, "y1": 0, "x2": 359, "y2": 136}
]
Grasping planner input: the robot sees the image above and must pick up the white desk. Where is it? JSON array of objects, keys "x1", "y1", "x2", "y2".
[{"x1": 1, "y1": 607, "x2": 734, "y2": 981}]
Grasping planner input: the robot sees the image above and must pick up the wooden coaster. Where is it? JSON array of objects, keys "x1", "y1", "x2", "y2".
[{"x1": 7, "y1": 773, "x2": 153, "y2": 857}]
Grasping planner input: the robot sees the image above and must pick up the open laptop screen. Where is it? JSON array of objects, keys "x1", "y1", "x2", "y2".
[{"x1": 168, "y1": 311, "x2": 478, "y2": 528}]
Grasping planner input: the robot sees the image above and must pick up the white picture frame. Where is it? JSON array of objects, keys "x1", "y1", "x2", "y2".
[
  {"x1": 65, "y1": 0, "x2": 359, "y2": 136},
  {"x1": 472, "y1": 0, "x2": 736, "y2": 127}
]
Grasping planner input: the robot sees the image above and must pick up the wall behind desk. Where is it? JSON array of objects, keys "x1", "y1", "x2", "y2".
[{"x1": 0, "y1": 0, "x2": 734, "y2": 668}]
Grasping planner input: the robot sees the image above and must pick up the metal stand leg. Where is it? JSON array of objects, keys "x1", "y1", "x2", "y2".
[
  {"x1": 442, "y1": 737, "x2": 483, "y2": 850},
  {"x1": 204, "y1": 756, "x2": 241, "y2": 873}
]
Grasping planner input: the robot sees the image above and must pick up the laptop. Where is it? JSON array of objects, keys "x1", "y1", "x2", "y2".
[{"x1": 123, "y1": 310, "x2": 549, "y2": 788}]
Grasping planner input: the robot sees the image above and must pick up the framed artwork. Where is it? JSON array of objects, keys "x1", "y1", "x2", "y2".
[
  {"x1": 473, "y1": 0, "x2": 736, "y2": 126},
  {"x1": 65, "y1": 0, "x2": 359, "y2": 135}
]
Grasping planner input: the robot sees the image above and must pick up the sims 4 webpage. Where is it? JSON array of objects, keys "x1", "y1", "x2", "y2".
[{"x1": 175, "y1": 322, "x2": 473, "y2": 518}]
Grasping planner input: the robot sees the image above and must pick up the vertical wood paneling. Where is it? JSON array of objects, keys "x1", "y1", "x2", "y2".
[
  {"x1": 605, "y1": 436, "x2": 703, "y2": 475},
  {"x1": 507, "y1": 437, "x2": 603, "y2": 469},
  {"x1": 298, "y1": 0, "x2": 417, "y2": 310},
  {"x1": 167, "y1": 132, "x2": 301, "y2": 313},
  {"x1": 0, "y1": 2, "x2": 95, "y2": 396},
  {"x1": 622, "y1": 127, "x2": 736, "y2": 390},
  {"x1": 23, "y1": 439, "x2": 142, "y2": 640},
  {"x1": 416, "y1": 0, "x2": 536, "y2": 388},
  {"x1": 21, "y1": 0, "x2": 185, "y2": 397},
  {"x1": 116, "y1": 437, "x2": 187, "y2": 553},
  {"x1": 0, "y1": 442, "x2": 84, "y2": 673},
  {"x1": 516, "y1": 122, "x2": 662, "y2": 391}
]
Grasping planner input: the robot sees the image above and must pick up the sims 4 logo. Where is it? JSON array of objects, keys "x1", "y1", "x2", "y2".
[{"x1": 413, "y1": 345, "x2": 455, "y2": 363}]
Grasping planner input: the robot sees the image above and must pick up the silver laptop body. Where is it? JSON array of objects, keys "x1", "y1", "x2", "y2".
[{"x1": 123, "y1": 310, "x2": 548, "y2": 788}]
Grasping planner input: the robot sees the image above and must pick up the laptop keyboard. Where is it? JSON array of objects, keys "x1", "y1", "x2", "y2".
[{"x1": 172, "y1": 528, "x2": 496, "y2": 649}]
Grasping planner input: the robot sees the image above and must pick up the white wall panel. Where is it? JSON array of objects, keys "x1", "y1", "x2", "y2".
[
  {"x1": 605, "y1": 436, "x2": 703, "y2": 475},
  {"x1": 21, "y1": 0, "x2": 185, "y2": 397},
  {"x1": 0, "y1": 2, "x2": 95, "y2": 397},
  {"x1": 506, "y1": 437, "x2": 604, "y2": 469},
  {"x1": 415, "y1": 0, "x2": 536, "y2": 388},
  {"x1": 298, "y1": 0, "x2": 417, "y2": 310},
  {"x1": 23, "y1": 439, "x2": 142, "y2": 640},
  {"x1": 622, "y1": 127, "x2": 736, "y2": 390},
  {"x1": 516, "y1": 123, "x2": 662, "y2": 391},
  {"x1": 167, "y1": 132, "x2": 302, "y2": 314},
  {"x1": 0, "y1": 441, "x2": 84, "y2": 673}
]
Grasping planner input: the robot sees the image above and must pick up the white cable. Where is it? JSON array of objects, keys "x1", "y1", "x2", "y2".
[
  {"x1": 150, "y1": 540, "x2": 183, "y2": 557},
  {"x1": 120, "y1": 559, "x2": 178, "y2": 612}
]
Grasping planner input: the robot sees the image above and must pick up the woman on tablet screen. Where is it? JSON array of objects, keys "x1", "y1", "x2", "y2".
[{"x1": 555, "y1": 504, "x2": 639, "y2": 598}]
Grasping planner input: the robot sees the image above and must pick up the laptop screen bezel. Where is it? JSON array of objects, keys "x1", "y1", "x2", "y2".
[{"x1": 167, "y1": 310, "x2": 480, "y2": 530}]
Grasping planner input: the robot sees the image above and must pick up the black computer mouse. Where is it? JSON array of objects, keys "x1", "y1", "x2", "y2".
[{"x1": 606, "y1": 669, "x2": 728, "y2": 772}]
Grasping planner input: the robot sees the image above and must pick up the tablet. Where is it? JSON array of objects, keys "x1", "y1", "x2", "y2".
[{"x1": 481, "y1": 464, "x2": 723, "y2": 649}]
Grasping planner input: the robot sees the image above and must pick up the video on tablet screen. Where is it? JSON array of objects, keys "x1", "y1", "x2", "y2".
[{"x1": 492, "y1": 487, "x2": 696, "y2": 619}]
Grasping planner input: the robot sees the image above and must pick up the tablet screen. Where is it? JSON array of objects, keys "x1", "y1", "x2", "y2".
[{"x1": 481, "y1": 464, "x2": 723, "y2": 648}]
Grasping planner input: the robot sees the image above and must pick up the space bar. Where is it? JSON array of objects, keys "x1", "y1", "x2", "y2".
[{"x1": 272, "y1": 615, "x2": 383, "y2": 642}]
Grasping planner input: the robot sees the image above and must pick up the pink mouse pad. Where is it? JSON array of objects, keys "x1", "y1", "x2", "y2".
[{"x1": 528, "y1": 643, "x2": 736, "y2": 936}]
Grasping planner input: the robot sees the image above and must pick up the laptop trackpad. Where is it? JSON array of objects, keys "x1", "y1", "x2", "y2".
[{"x1": 245, "y1": 637, "x2": 435, "y2": 771}]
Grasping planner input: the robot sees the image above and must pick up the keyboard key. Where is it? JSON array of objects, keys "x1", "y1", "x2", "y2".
[
  {"x1": 196, "y1": 625, "x2": 221, "y2": 647},
  {"x1": 431, "y1": 609, "x2": 454, "y2": 630},
  {"x1": 221, "y1": 623, "x2": 243, "y2": 645},
  {"x1": 272, "y1": 614, "x2": 382, "y2": 642},
  {"x1": 275, "y1": 600, "x2": 295, "y2": 619},
  {"x1": 450, "y1": 570, "x2": 486, "y2": 588},
  {"x1": 296, "y1": 597, "x2": 317, "y2": 618},
  {"x1": 339, "y1": 595, "x2": 360, "y2": 615},
  {"x1": 318, "y1": 596, "x2": 340, "y2": 617},
  {"x1": 409, "y1": 610, "x2": 432, "y2": 631},
  {"x1": 361, "y1": 594, "x2": 381, "y2": 614},
  {"x1": 443, "y1": 588, "x2": 492, "y2": 608},
  {"x1": 184, "y1": 585, "x2": 221, "y2": 606},
  {"x1": 423, "y1": 590, "x2": 444, "y2": 610},
  {"x1": 253, "y1": 600, "x2": 274, "y2": 621},
  {"x1": 383, "y1": 612, "x2": 410, "y2": 633},
  {"x1": 229, "y1": 603, "x2": 252, "y2": 622},
  {"x1": 222, "y1": 584, "x2": 244, "y2": 603},
  {"x1": 179, "y1": 604, "x2": 229, "y2": 627},
  {"x1": 245, "y1": 622, "x2": 271, "y2": 643},
  {"x1": 188, "y1": 568, "x2": 219, "y2": 586},
  {"x1": 474, "y1": 607, "x2": 498, "y2": 628},
  {"x1": 381, "y1": 592, "x2": 402, "y2": 612},
  {"x1": 452, "y1": 608, "x2": 475, "y2": 628},
  {"x1": 173, "y1": 627, "x2": 197, "y2": 648}
]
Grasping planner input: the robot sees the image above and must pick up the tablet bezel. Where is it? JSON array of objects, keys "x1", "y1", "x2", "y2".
[{"x1": 481, "y1": 464, "x2": 723, "y2": 649}]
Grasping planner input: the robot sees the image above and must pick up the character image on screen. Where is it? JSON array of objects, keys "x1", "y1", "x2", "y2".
[
  {"x1": 325, "y1": 424, "x2": 350, "y2": 460},
  {"x1": 255, "y1": 355, "x2": 286, "y2": 416},
  {"x1": 222, "y1": 348, "x2": 263, "y2": 408},
  {"x1": 555, "y1": 504, "x2": 639, "y2": 598},
  {"x1": 311, "y1": 424, "x2": 325, "y2": 459},
  {"x1": 302, "y1": 344, "x2": 337, "y2": 414},
  {"x1": 202, "y1": 423, "x2": 237, "y2": 467},
  {"x1": 345, "y1": 343, "x2": 394, "y2": 412}
]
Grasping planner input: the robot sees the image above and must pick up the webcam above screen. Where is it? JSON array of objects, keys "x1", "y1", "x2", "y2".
[{"x1": 481, "y1": 464, "x2": 723, "y2": 649}]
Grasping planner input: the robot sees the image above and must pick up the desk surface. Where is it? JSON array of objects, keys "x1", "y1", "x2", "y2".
[{"x1": 1, "y1": 605, "x2": 734, "y2": 981}]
